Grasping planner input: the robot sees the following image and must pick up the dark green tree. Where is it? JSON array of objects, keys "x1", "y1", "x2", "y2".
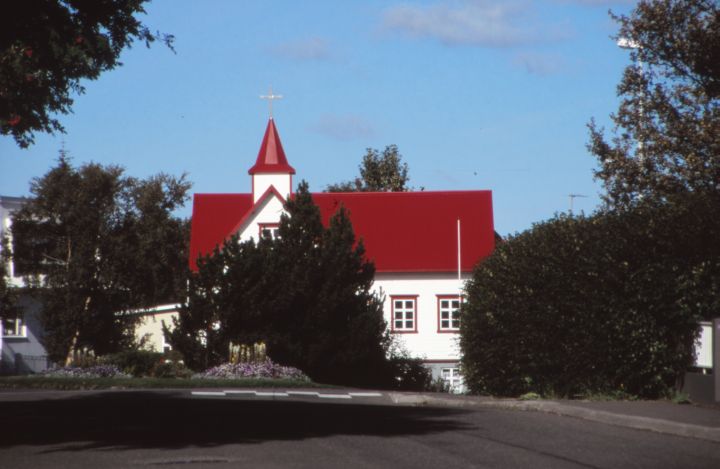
[
  {"x1": 11, "y1": 154, "x2": 190, "y2": 362},
  {"x1": 460, "y1": 193, "x2": 719, "y2": 398},
  {"x1": 0, "y1": 235, "x2": 20, "y2": 329},
  {"x1": 326, "y1": 145, "x2": 410, "y2": 192},
  {"x1": 266, "y1": 186, "x2": 390, "y2": 385},
  {"x1": 1, "y1": 0, "x2": 174, "y2": 148},
  {"x1": 588, "y1": 0, "x2": 720, "y2": 208},
  {"x1": 172, "y1": 181, "x2": 396, "y2": 387}
]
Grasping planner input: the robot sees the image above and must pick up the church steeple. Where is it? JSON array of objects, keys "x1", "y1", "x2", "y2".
[
  {"x1": 248, "y1": 119, "x2": 295, "y2": 176},
  {"x1": 249, "y1": 119, "x2": 295, "y2": 202}
]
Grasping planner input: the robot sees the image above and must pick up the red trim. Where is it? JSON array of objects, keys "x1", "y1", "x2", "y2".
[
  {"x1": 258, "y1": 222, "x2": 280, "y2": 239},
  {"x1": 390, "y1": 295, "x2": 418, "y2": 333},
  {"x1": 436, "y1": 294, "x2": 462, "y2": 333}
]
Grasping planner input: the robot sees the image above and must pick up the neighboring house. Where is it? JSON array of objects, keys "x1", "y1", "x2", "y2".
[
  {"x1": 147, "y1": 118, "x2": 496, "y2": 389},
  {"x1": 132, "y1": 303, "x2": 180, "y2": 354},
  {"x1": 0, "y1": 195, "x2": 49, "y2": 374}
]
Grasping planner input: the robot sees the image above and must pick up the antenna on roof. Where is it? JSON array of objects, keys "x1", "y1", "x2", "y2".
[{"x1": 568, "y1": 194, "x2": 587, "y2": 214}]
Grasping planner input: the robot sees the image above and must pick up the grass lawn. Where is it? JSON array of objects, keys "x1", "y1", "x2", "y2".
[{"x1": 0, "y1": 375, "x2": 321, "y2": 391}]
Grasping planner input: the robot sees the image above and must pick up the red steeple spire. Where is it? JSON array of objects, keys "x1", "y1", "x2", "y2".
[{"x1": 248, "y1": 119, "x2": 296, "y2": 175}]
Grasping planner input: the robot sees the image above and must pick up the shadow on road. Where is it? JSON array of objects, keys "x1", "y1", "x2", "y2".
[{"x1": 0, "y1": 391, "x2": 475, "y2": 452}]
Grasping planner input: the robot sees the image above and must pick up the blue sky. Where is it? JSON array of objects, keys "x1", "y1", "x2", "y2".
[{"x1": 0, "y1": 0, "x2": 637, "y2": 235}]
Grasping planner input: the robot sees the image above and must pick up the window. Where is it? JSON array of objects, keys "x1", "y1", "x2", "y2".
[
  {"x1": 441, "y1": 367, "x2": 463, "y2": 392},
  {"x1": 437, "y1": 295, "x2": 461, "y2": 332},
  {"x1": 391, "y1": 296, "x2": 417, "y2": 332},
  {"x1": 259, "y1": 223, "x2": 280, "y2": 240},
  {"x1": 2, "y1": 316, "x2": 26, "y2": 337}
]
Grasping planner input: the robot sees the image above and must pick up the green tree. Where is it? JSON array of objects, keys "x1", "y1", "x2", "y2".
[
  {"x1": 326, "y1": 145, "x2": 410, "y2": 192},
  {"x1": 588, "y1": 0, "x2": 720, "y2": 208},
  {"x1": 172, "y1": 181, "x2": 396, "y2": 387},
  {"x1": 460, "y1": 193, "x2": 719, "y2": 398},
  {"x1": 1, "y1": 0, "x2": 174, "y2": 148},
  {"x1": 0, "y1": 235, "x2": 19, "y2": 329},
  {"x1": 11, "y1": 154, "x2": 190, "y2": 362}
]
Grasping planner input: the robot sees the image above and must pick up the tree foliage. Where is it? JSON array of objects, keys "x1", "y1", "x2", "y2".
[
  {"x1": 326, "y1": 145, "x2": 411, "y2": 192},
  {"x1": 170, "y1": 181, "x2": 405, "y2": 387},
  {"x1": 588, "y1": 0, "x2": 720, "y2": 208},
  {"x1": 1, "y1": 0, "x2": 174, "y2": 148},
  {"x1": 0, "y1": 235, "x2": 19, "y2": 324},
  {"x1": 461, "y1": 193, "x2": 720, "y2": 398},
  {"x1": 11, "y1": 154, "x2": 190, "y2": 362}
]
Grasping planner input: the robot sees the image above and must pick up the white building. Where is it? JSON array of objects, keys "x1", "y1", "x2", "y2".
[
  {"x1": 141, "y1": 118, "x2": 495, "y2": 388},
  {"x1": 0, "y1": 196, "x2": 49, "y2": 374}
]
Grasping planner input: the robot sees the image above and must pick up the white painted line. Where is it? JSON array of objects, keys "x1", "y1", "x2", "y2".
[
  {"x1": 256, "y1": 392, "x2": 289, "y2": 397},
  {"x1": 224, "y1": 390, "x2": 257, "y2": 395},
  {"x1": 191, "y1": 391, "x2": 226, "y2": 396},
  {"x1": 318, "y1": 394, "x2": 352, "y2": 399},
  {"x1": 286, "y1": 391, "x2": 320, "y2": 396},
  {"x1": 348, "y1": 392, "x2": 383, "y2": 397}
]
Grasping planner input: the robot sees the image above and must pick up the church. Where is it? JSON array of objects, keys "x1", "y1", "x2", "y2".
[{"x1": 137, "y1": 116, "x2": 495, "y2": 388}]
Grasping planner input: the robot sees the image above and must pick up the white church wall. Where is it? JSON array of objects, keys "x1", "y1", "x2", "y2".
[
  {"x1": 252, "y1": 173, "x2": 292, "y2": 203},
  {"x1": 237, "y1": 195, "x2": 286, "y2": 243},
  {"x1": 373, "y1": 272, "x2": 471, "y2": 363}
]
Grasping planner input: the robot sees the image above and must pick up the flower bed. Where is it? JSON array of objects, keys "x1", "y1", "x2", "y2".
[
  {"x1": 41, "y1": 364, "x2": 131, "y2": 379},
  {"x1": 193, "y1": 360, "x2": 309, "y2": 381}
]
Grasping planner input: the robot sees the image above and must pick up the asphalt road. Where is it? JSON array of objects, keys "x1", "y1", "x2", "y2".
[{"x1": 0, "y1": 390, "x2": 718, "y2": 468}]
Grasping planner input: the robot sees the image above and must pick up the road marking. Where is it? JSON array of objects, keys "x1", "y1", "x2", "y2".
[
  {"x1": 286, "y1": 391, "x2": 320, "y2": 397},
  {"x1": 191, "y1": 390, "x2": 385, "y2": 400},
  {"x1": 318, "y1": 393, "x2": 352, "y2": 399}
]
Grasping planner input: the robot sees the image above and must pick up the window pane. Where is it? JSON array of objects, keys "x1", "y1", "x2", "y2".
[
  {"x1": 440, "y1": 300, "x2": 448, "y2": 308},
  {"x1": 441, "y1": 311, "x2": 449, "y2": 319},
  {"x1": 452, "y1": 320, "x2": 460, "y2": 329},
  {"x1": 405, "y1": 320, "x2": 413, "y2": 329},
  {"x1": 405, "y1": 300, "x2": 413, "y2": 309},
  {"x1": 441, "y1": 320, "x2": 449, "y2": 328},
  {"x1": 395, "y1": 320, "x2": 403, "y2": 329},
  {"x1": 394, "y1": 300, "x2": 403, "y2": 309},
  {"x1": 395, "y1": 312, "x2": 403, "y2": 319},
  {"x1": 405, "y1": 311, "x2": 413, "y2": 319}
]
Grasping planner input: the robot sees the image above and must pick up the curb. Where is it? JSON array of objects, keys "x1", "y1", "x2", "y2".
[{"x1": 388, "y1": 393, "x2": 720, "y2": 444}]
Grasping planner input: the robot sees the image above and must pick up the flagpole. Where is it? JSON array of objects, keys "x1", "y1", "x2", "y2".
[{"x1": 457, "y1": 218, "x2": 461, "y2": 281}]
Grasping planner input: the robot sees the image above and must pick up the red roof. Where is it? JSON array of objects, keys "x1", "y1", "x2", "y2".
[
  {"x1": 189, "y1": 190, "x2": 494, "y2": 273},
  {"x1": 248, "y1": 119, "x2": 296, "y2": 175},
  {"x1": 188, "y1": 193, "x2": 253, "y2": 267}
]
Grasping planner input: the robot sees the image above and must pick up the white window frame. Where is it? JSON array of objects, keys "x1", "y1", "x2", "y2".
[
  {"x1": 1, "y1": 316, "x2": 26, "y2": 338},
  {"x1": 437, "y1": 295, "x2": 462, "y2": 332},
  {"x1": 391, "y1": 296, "x2": 418, "y2": 333},
  {"x1": 441, "y1": 367, "x2": 463, "y2": 393}
]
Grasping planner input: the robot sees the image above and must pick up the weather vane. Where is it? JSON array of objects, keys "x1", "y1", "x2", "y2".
[{"x1": 260, "y1": 85, "x2": 282, "y2": 119}]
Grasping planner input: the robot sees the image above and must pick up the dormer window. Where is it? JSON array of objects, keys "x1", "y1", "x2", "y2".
[{"x1": 259, "y1": 223, "x2": 280, "y2": 240}]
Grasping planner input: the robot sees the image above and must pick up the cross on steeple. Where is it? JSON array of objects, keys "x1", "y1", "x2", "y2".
[{"x1": 260, "y1": 86, "x2": 283, "y2": 119}]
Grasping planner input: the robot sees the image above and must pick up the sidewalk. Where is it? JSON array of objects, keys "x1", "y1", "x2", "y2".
[{"x1": 388, "y1": 392, "x2": 720, "y2": 443}]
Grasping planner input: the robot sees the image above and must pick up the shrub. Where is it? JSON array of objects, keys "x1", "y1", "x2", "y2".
[
  {"x1": 461, "y1": 195, "x2": 719, "y2": 398},
  {"x1": 101, "y1": 350, "x2": 164, "y2": 377},
  {"x1": 152, "y1": 360, "x2": 193, "y2": 379}
]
